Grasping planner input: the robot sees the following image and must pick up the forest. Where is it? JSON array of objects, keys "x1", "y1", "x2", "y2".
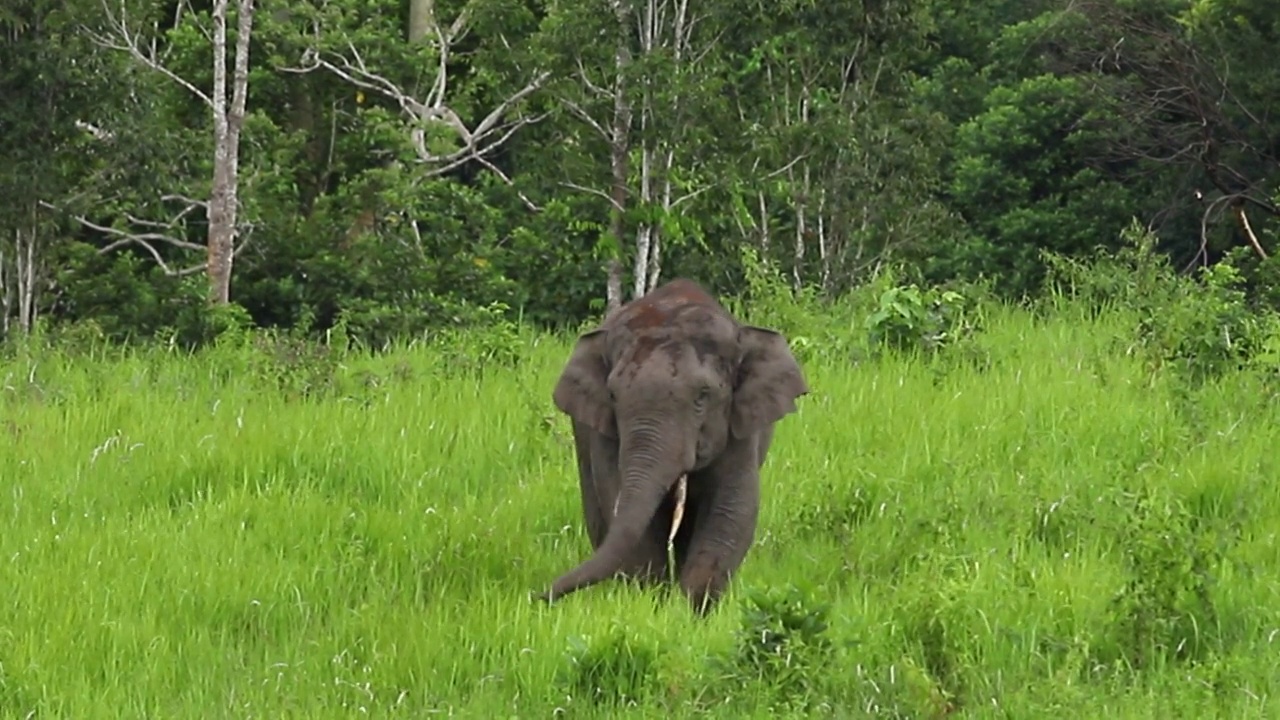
[
  {"x1": 1, "y1": 0, "x2": 1277, "y2": 342},
  {"x1": 2, "y1": 0, "x2": 1280, "y2": 717}
]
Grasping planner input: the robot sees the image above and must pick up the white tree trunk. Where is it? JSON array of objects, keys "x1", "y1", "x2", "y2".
[
  {"x1": 630, "y1": 0, "x2": 657, "y2": 300},
  {"x1": 407, "y1": 0, "x2": 432, "y2": 43},
  {"x1": 2, "y1": 225, "x2": 41, "y2": 336},
  {"x1": 574, "y1": 0, "x2": 702, "y2": 308},
  {"x1": 632, "y1": 133, "x2": 653, "y2": 300},
  {"x1": 0, "y1": 247, "x2": 7, "y2": 337},
  {"x1": 792, "y1": 163, "x2": 808, "y2": 291},
  {"x1": 817, "y1": 188, "x2": 829, "y2": 291},
  {"x1": 604, "y1": 0, "x2": 632, "y2": 313},
  {"x1": 19, "y1": 227, "x2": 36, "y2": 333},
  {"x1": 206, "y1": 0, "x2": 254, "y2": 305},
  {"x1": 757, "y1": 191, "x2": 771, "y2": 255},
  {"x1": 650, "y1": 148, "x2": 675, "y2": 292},
  {"x1": 77, "y1": 0, "x2": 256, "y2": 289},
  {"x1": 632, "y1": 0, "x2": 692, "y2": 298}
]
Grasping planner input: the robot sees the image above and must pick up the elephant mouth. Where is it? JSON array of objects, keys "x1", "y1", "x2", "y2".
[{"x1": 611, "y1": 474, "x2": 688, "y2": 546}]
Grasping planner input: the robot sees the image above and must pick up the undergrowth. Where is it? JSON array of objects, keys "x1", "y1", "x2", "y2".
[{"x1": 0, "y1": 244, "x2": 1278, "y2": 716}]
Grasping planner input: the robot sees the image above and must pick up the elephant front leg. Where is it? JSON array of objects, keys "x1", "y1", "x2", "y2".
[{"x1": 674, "y1": 462, "x2": 761, "y2": 615}]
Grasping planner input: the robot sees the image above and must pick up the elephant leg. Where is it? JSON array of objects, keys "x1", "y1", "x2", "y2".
[{"x1": 674, "y1": 442, "x2": 763, "y2": 615}]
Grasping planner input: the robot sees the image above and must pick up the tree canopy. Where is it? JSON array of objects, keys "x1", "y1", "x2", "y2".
[{"x1": 3, "y1": 0, "x2": 1278, "y2": 344}]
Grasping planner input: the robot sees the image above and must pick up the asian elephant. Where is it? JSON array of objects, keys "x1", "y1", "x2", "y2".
[{"x1": 536, "y1": 278, "x2": 809, "y2": 614}]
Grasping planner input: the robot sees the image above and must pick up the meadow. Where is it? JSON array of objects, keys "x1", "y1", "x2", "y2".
[{"x1": 1, "y1": 284, "x2": 1278, "y2": 717}]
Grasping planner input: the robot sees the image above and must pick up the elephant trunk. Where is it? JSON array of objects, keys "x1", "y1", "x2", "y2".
[{"x1": 543, "y1": 422, "x2": 687, "y2": 602}]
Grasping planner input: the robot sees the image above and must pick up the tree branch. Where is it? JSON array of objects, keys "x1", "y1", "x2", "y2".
[
  {"x1": 37, "y1": 196, "x2": 254, "y2": 277},
  {"x1": 86, "y1": 0, "x2": 214, "y2": 107},
  {"x1": 575, "y1": 57, "x2": 613, "y2": 99},
  {"x1": 560, "y1": 98, "x2": 612, "y2": 141},
  {"x1": 280, "y1": 27, "x2": 549, "y2": 173},
  {"x1": 561, "y1": 181, "x2": 624, "y2": 212},
  {"x1": 1234, "y1": 201, "x2": 1268, "y2": 260}
]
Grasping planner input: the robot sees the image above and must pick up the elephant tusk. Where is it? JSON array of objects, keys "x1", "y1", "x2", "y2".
[{"x1": 668, "y1": 474, "x2": 687, "y2": 547}]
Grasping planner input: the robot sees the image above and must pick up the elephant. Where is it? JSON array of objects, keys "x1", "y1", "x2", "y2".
[{"x1": 536, "y1": 278, "x2": 809, "y2": 614}]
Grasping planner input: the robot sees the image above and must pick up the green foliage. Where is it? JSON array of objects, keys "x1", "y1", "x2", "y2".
[
  {"x1": 431, "y1": 300, "x2": 527, "y2": 377},
  {"x1": 1103, "y1": 488, "x2": 1223, "y2": 671},
  {"x1": 3, "y1": 290, "x2": 1280, "y2": 715},
  {"x1": 243, "y1": 326, "x2": 344, "y2": 401},
  {"x1": 11, "y1": 0, "x2": 1280, "y2": 713},
  {"x1": 945, "y1": 72, "x2": 1146, "y2": 294},
  {"x1": 1041, "y1": 218, "x2": 1172, "y2": 315},
  {"x1": 727, "y1": 245, "x2": 991, "y2": 377},
  {"x1": 6, "y1": 0, "x2": 1276, "y2": 344},
  {"x1": 864, "y1": 279, "x2": 979, "y2": 355},
  {"x1": 733, "y1": 245, "x2": 825, "y2": 340},
  {"x1": 1045, "y1": 219, "x2": 1280, "y2": 386},
  {"x1": 559, "y1": 627, "x2": 662, "y2": 707},
  {"x1": 1136, "y1": 261, "x2": 1269, "y2": 384},
  {"x1": 725, "y1": 585, "x2": 834, "y2": 709}
]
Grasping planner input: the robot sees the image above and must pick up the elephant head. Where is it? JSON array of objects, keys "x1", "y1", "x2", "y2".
[{"x1": 539, "y1": 279, "x2": 808, "y2": 606}]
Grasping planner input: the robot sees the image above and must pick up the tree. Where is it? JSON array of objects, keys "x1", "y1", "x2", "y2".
[
  {"x1": 282, "y1": 0, "x2": 549, "y2": 209},
  {"x1": 0, "y1": 0, "x2": 121, "y2": 336},
  {"x1": 541, "y1": 0, "x2": 774, "y2": 309},
  {"x1": 72, "y1": 0, "x2": 256, "y2": 305},
  {"x1": 715, "y1": 0, "x2": 946, "y2": 293},
  {"x1": 1066, "y1": 0, "x2": 1280, "y2": 267}
]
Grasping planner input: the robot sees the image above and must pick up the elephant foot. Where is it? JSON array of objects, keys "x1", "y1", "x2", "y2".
[{"x1": 678, "y1": 555, "x2": 730, "y2": 616}]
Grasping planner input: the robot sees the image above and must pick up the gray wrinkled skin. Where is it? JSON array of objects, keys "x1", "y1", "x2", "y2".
[{"x1": 536, "y1": 279, "x2": 809, "y2": 615}]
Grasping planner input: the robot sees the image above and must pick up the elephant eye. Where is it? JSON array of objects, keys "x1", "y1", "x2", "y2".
[{"x1": 696, "y1": 385, "x2": 711, "y2": 403}]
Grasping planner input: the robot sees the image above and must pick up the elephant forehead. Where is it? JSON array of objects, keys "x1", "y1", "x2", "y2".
[
  {"x1": 619, "y1": 282, "x2": 721, "y2": 331},
  {"x1": 618, "y1": 335, "x2": 675, "y2": 371},
  {"x1": 621, "y1": 302, "x2": 668, "y2": 331},
  {"x1": 614, "y1": 332, "x2": 732, "y2": 382}
]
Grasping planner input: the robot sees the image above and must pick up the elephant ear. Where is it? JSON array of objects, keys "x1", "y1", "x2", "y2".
[
  {"x1": 731, "y1": 326, "x2": 809, "y2": 438},
  {"x1": 553, "y1": 329, "x2": 617, "y2": 437}
]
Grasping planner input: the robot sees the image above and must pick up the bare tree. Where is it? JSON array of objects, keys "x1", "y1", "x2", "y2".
[
  {"x1": 603, "y1": 0, "x2": 632, "y2": 311},
  {"x1": 283, "y1": 0, "x2": 549, "y2": 212},
  {"x1": 630, "y1": 0, "x2": 713, "y2": 301},
  {"x1": 560, "y1": 0, "x2": 720, "y2": 311},
  {"x1": 705, "y1": 5, "x2": 955, "y2": 296},
  {"x1": 78, "y1": 0, "x2": 256, "y2": 304},
  {"x1": 0, "y1": 224, "x2": 39, "y2": 336},
  {"x1": 728, "y1": 32, "x2": 918, "y2": 294},
  {"x1": 1067, "y1": 1, "x2": 1279, "y2": 266}
]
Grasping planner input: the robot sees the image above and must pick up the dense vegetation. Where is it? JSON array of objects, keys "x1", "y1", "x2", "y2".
[
  {"x1": 3, "y1": 245, "x2": 1280, "y2": 716},
  {"x1": 4, "y1": 0, "x2": 1280, "y2": 715},
  {"x1": 2, "y1": 0, "x2": 1279, "y2": 342}
]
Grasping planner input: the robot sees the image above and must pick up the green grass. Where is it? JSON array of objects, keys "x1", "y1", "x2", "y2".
[{"x1": 1, "y1": 303, "x2": 1278, "y2": 718}]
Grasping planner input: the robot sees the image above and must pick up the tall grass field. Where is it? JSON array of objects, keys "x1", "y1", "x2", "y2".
[{"x1": 1, "y1": 293, "x2": 1278, "y2": 717}]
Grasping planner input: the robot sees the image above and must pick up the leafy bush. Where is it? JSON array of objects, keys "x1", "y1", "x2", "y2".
[
  {"x1": 1045, "y1": 219, "x2": 1280, "y2": 385},
  {"x1": 1101, "y1": 489, "x2": 1224, "y2": 671},
  {"x1": 559, "y1": 627, "x2": 661, "y2": 708},
  {"x1": 431, "y1": 300, "x2": 526, "y2": 377},
  {"x1": 724, "y1": 584, "x2": 835, "y2": 709},
  {"x1": 864, "y1": 280, "x2": 979, "y2": 355}
]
